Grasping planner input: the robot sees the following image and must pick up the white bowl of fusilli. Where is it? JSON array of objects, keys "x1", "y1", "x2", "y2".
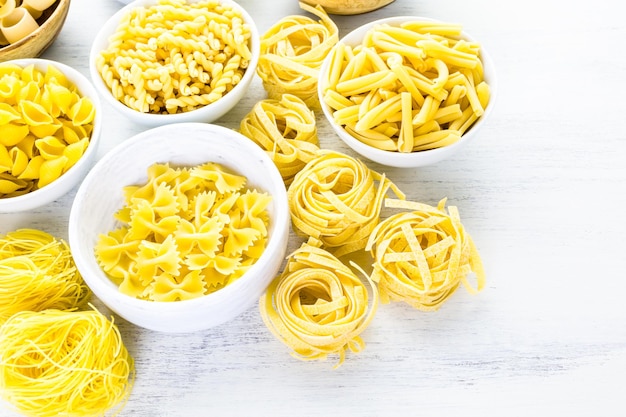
[{"x1": 89, "y1": 0, "x2": 260, "y2": 127}]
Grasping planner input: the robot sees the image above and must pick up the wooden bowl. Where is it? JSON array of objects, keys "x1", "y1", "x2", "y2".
[
  {"x1": 0, "y1": 0, "x2": 70, "y2": 62},
  {"x1": 299, "y1": 0, "x2": 395, "y2": 15}
]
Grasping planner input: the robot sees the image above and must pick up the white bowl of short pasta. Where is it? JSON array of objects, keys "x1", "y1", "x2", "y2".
[
  {"x1": 89, "y1": 0, "x2": 260, "y2": 127},
  {"x1": 318, "y1": 16, "x2": 497, "y2": 168},
  {"x1": 68, "y1": 123, "x2": 290, "y2": 333},
  {"x1": 0, "y1": 58, "x2": 102, "y2": 213}
]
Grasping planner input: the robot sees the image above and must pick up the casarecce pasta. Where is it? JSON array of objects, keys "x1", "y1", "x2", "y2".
[{"x1": 321, "y1": 20, "x2": 490, "y2": 152}]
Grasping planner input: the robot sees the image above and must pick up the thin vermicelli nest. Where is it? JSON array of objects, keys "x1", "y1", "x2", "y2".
[
  {"x1": 0, "y1": 229, "x2": 91, "y2": 324},
  {"x1": 0, "y1": 308, "x2": 135, "y2": 417}
]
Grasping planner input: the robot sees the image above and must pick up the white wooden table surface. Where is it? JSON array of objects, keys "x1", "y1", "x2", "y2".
[{"x1": 2, "y1": 0, "x2": 626, "y2": 416}]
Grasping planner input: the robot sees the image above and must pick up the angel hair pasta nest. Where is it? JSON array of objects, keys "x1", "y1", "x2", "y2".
[
  {"x1": 0, "y1": 307, "x2": 134, "y2": 417},
  {"x1": 0, "y1": 228, "x2": 90, "y2": 324}
]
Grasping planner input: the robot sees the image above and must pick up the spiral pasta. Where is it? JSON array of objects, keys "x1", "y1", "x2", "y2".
[
  {"x1": 365, "y1": 198, "x2": 485, "y2": 310},
  {"x1": 260, "y1": 239, "x2": 378, "y2": 367},
  {"x1": 0, "y1": 307, "x2": 134, "y2": 417},
  {"x1": 239, "y1": 94, "x2": 320, "y2": 186},
  {"x1": 0, "y1": 63, "x2": 95, "y2": 197},
  {"x1": 0, "y1": 228, "x2": 90, "y2": 324},
  {"x1": 256, "y1": 2, "x2": 338, "y2": 108},
  {"x1": 96, "y1": 0, "x2": 252, "y2": 114},
  {"x1": 287, "y1": 150, "x2": 404, "y2": 257}
]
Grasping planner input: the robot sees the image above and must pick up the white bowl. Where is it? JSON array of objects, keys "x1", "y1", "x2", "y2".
[
  {"x1": 68, "y1": 123, "x2": 290, "y2": 333},
  {"x1": 318, "y1": 17, "x2": 497, "y2": 168},
  {"x1": 89, "y1": 0, "x2": 260, "y2": 127},
  {"x1": 0, "y1": 58, "x2": 102, "y2": 213}
]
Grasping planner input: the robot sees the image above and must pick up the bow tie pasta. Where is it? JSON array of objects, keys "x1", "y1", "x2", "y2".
[{"x1": 95, "y1": 162, "x2": 272, "y2": 302}]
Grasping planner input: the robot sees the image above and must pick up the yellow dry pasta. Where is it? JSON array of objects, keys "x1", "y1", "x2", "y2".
[
  {"x1": 287, "y1": 150, "x2": 404, "y2": 257},
  {"x1": 0, "y1": 307, "x2": 134, "y2": 417},
  {"x1": 0, "y1": 229, "x2": 90, "y2": 324},
  {"x1": 365, "y1": 198, "x2": 485, "y2": 310},
  {"x1": 321, "y1": 20, "x2": 490, "y2": 152},
  {"x1": 239, "y1": 94, "x2": 320, "y2": 186},
  {"x1": 259, "y1": 239, "x2": 378, "y2": 368},
  {"x1": 0, "y1": 5, "x2": 38, "y2": 45},
  {"x1": 0, "y1": 63, "x2": 95, "y2": 197},
  {"x1": 95, "y1": 162, "x2": 272, "y2": 301},
  {"x1": 257, "y1": 2, "x2": 338, "y2": 109},
  {"x1": 96, "y1": 0, "x2": 252, "y2": 114}
]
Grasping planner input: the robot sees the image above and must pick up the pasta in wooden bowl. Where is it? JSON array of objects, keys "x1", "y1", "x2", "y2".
[
  {"x1": 0, "y1": 58, "x2": 102, "y2": 212},
  {"x1": 318, "y1": 17, "x2": 497, "y2": 168},
  {"x1": 0, "y1": 0, "x2": 70, "y2": 62}
]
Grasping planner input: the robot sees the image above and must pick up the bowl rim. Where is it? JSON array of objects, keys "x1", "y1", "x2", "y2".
[
  {"x1": 0, "y1": 0, "x2": 70, "y2": 58},
  {"x1": 0, "y1": 57, "x2": 102, "y2": 212},
  {"x1": 68, "y1": 122, "x2": 290, "y2": 315},
  {"x1": 317, "y1": 15, "x2": 497, "y2": 167},
  {"x1": 88, "y1": 0, "x2": 260, "y2": 125}
]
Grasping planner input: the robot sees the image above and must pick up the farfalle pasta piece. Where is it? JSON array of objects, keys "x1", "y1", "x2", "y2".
[
  {"x1": 287, "y1": 150, "x2": 404, "y2": 257},
  {"x1": 152, "y1": 267, "x2": 206, "y2": 302},
  {"x1": 260, "y1": 239, "x2": 378, "y2": 368},
  {"x1": 0, "y1": 63, "x2": 95, "y2": 198},
  {"x1": 365, "y1": 198, "x2": 486, "y2": 310},
  {"x1": 95, "y1": 162, "x2": 271, "y2": 301},
  {"x1": 240, "y1": 94, "x2": 320, "y2": 186},
  {"x1": 257, "y1": 2, "x2": 338, "y2": 108}
]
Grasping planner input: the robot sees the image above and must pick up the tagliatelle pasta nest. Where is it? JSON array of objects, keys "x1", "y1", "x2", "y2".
[
  {"x1": 366, "y1": 198, "x2": 485, "y2": 310},
  {"x1": 259, "y1": 239, "x2": 378, "y2": 368},
  {"x1": 287, "y1": 150, "x2": 404, "y2": 257},
  {"x1": 256, "y1": 2, "x2": 338, "y2": 109},
  {"x1": 239, "y1": 94, "x2": 320, "y2": 186},
  {"x1": 0, "y1": 228, "x2": 90, "y2": 324},
  {"x1": 0, "y1": 307, "x2": 134, "y2": 417}
]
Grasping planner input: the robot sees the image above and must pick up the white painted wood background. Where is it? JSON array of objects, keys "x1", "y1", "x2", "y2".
[{"x1": 2, "y1": 0, "x2": 625, "y2": 415}]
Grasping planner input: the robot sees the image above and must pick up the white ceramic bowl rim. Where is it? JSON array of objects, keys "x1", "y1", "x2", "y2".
[
  {"x1": 318, "y1": 16, "x2": 497, "y2": 166},
  {"x1": 88, "y1": 0, "x2": 260, "y2": 125},
  {"x1": 0, "y1": 58, "x2": 102, "y2": 211},
  {"x1": 68, "y1": 123, "x2": 289, "y2": 315}
]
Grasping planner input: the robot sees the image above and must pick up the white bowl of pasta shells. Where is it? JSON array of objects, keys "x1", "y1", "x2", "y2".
[
  {"x1": 68, "y1": 123, "x2": 290, "y2": 333},
  {"x1": 318, "y1": 16, "x2": 497, "y2": 168},
  {"x1": 89, "y1": 0, "x2": 260, "y2": 127},
  {"x1": 0, "y1": 58, "x2": 102, "y2": 212}
]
